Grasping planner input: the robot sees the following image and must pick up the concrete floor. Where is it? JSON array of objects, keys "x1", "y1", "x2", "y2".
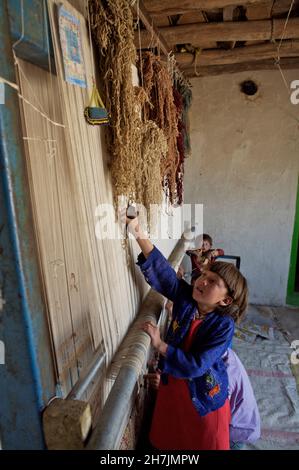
[{"x1": 271, "y1": 305, "x2": 299, "y2": 343}]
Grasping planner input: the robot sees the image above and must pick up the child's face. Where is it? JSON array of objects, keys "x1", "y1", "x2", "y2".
[
  {"x1": 192, "y1": 271, "x2": 231, "y2": 310},
  {"x1": 201, "y1": 239, "x2": 212, "y2": 252}
]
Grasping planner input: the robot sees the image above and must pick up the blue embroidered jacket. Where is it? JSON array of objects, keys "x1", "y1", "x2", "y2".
[{"x1": 137, "y1": 246, "x2": 235, "y2": 416}]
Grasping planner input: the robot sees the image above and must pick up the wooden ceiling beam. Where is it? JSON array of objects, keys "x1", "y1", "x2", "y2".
[
  {"x1": 143, "y1": 0, "x2": 269, "y2": 16},
  {"x1": 245, "y1": 1, "x2": 273, "y2": 20},
  {"x1": 175, "y1": 40, "x2": 299, "y2": 67},
  {"x1": 135, "y1": 18, "x2": 299, "y2": 48},
  {"x1": 223, "y1": 5, "x2": 237, "y2": 49},
  {"x1": 182, "y1": 57, "x2": 299, "y2": 77}
]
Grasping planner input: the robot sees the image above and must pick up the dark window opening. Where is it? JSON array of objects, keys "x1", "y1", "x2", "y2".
[{"x1": 240, "y1": 80, "x2": 258, "y2": 96}]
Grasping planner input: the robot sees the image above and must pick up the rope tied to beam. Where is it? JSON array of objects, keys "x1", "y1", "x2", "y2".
[
  {"x1": 276, "y1": 0, "x2": 295, "y2": 61},
  {"x1": 270, "y1": 18, "x2": 275, "y2": 44},
  {"x1": 274, "y1": 0, "x2": 295, "y2": 97}
]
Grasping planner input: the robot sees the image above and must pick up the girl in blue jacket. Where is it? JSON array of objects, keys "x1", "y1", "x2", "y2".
[{"x1": 127, "y1": 214, "x2": 248, "y2": 450}]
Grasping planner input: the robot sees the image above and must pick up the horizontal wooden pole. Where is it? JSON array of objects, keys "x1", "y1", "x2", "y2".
[
  {"x1": 182, "y1": 57, "x2": 299, "y2": 77},
  {"x1": 136, "y1": 18, "x2": 299, "y2": 48},
  {"x1": 175, "y1": 40, "x2": 299, "y2": 67},
  {"x1": 143, "y1": 0, "x2": 265, "y2": 16},
  {"x1": 131, "y1": 0, "x2": 170, "y2": 55}
]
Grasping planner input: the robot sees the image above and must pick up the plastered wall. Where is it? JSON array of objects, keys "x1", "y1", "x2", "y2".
[{"x1": 184, "y1": 69, "x2": 299, "y2": 305}]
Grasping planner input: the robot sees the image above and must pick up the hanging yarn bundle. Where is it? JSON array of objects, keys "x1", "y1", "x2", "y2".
[
  {"x1": 135, "y1": 119, "x2": 168, "y2": 211},
  {"x1": 89, "y1": 0, "x2": 167, "y2": 221},
  {"x1": 178, "y1": 81, "x2": 192, "y2": 158},
  {"x1": 173, "y1": 87, "x2": 184, "y2": 206},
  {"x1": 140, "y1": 52, "x2": 179, "y2": 204},
  {"x1": 173, "y1": 80, "x2": 192, "y2": 205},
  {"x1": 89, "y1": 0, "x2": 137, "y2": 200}
]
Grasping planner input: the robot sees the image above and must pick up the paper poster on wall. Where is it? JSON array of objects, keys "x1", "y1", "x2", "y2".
[{"x1": 58, "y1": 5, "x2": 87, "y2": 88}]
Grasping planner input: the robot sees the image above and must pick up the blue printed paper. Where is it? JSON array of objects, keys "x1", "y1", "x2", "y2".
[{"x1": 58, "y1": 6, "x2": 86, "y2": 88}]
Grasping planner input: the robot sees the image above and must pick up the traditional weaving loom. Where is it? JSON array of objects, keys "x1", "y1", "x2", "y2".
[
  {"x1": 0, "y1": 2, "x2": 150, "y2": 442},
  {"x1": 0, "y1": 0, "x2": 193, "y2": 449},
  {"x1": 16, "y1": 0, "x2": 150, "y2": 409}
]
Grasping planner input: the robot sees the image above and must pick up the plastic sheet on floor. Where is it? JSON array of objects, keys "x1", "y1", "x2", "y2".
[{"x1": 233, "y1": 316, "x2": 299, "y2": 450}]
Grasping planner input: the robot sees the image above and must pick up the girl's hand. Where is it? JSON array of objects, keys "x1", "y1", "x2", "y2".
[
  {"x1": 165, "y1": 300, "x2": 173, "y2": 317},
  {"x1": 177, "y1": 266, "x2": 185, "y2": 279},
  {"x1": 119, "y1": 208, "x2": 140, "y2": 238},
  {"x1": 119, "y1": 208, "x2": 154, "y2": 257},
  {"x1": 142, "y1": 321, "x2": 168, "y2": 356},
  {"x1": 144, "y1": 371, "x2": 161, "y2": 390},
  {"x1": 142, "y1": 321, "x2": 161, "y2": 348}
]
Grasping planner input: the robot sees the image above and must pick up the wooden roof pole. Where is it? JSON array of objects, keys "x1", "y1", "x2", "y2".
[
  {"x1": 131, "y1": 0, "x2": 191, "y2": 87},
  {"x1": 131, "y1": 0, "x2": 171, "y2": 55},
  {"x1": 175, "y1": 40, "x2": 299, "y2": 67},
  {"x1": 143, "y1": 0, "x2": 268, "y2": 16},
  {"x1": 182, "y1": 57, "x2": 299, "y2": 77},
  {"x1": 135, "y1": 18, "x2": 299, "y2": 48},
  {"x1": 223, "y1": 5, "x2": 237, "y2": 49}
]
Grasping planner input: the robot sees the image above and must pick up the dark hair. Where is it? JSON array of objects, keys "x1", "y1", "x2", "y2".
[
  {"x1": 209, "y1": 261, "x2": 248, "y2": 323},
  {"x1": 202, "y1": 233, "x2": 213, "y2": 246}
]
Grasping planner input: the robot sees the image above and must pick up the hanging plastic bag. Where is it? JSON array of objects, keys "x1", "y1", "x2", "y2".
[{"x1": 84, "y1": 83, "x2": 109, "y2": 125}]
